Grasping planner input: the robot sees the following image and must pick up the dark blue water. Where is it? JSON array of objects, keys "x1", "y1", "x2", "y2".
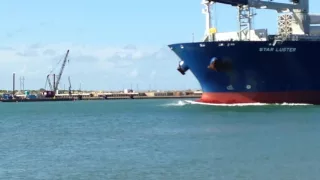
[{"x1": 1, "y1": 99, "x2": 320, "y2": 179}]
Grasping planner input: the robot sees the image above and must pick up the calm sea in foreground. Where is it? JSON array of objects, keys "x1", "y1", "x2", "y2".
[{"x1": 1, "y1": 99, "x2": 320, "y2": 180}]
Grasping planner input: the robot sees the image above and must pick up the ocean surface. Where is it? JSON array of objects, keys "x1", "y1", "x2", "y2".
[{"x1": 1, "y1": 99, "x2": 320, "y2": 180}]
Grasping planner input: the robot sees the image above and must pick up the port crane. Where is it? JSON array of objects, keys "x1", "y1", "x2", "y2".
[
  {"x1": 44, "y1": 50, "x2": 70, "y2": 97},
  {"x1": 68, "y1": 76, "x2": 72, "y2": 96}
]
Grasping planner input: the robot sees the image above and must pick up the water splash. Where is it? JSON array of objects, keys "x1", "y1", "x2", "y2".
[
  {"x1": 161, "y1": 100, "x2": 313, "y2": 107},
  {"x1": 184, "y1": 100, "x2": 312, "y2": 106},
  {"x1": 161, "y1": 100, "x2": 189, "y2": 107}
]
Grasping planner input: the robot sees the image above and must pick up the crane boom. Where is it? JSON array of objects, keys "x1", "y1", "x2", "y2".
[{"x1": 54, "y1": 50, "x2": 69, "y2": 93}]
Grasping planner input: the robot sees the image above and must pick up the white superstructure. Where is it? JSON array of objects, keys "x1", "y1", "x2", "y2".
[{"x1": 201, "y1": 0, "x2": 320, "y2": 42}]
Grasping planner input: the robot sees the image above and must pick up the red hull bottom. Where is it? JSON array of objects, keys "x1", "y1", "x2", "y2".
[{"x1": 198, "y1": 92, "x2": 320, "y2": 104}]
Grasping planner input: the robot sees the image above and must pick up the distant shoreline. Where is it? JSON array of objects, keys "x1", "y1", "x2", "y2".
[{"x1": 1, "y1": 95, "x2": 200, "y2": 103}]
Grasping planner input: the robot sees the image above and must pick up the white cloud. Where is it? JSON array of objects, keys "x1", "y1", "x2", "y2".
[
  {"x1": 131, "y1": 51, "x2": 144, "y2": 59},
  {"x1": 129, "y1": 69, "x2": 139, "y2": 78},
  {"x1": 43, "y1": 49, "x2": 56, "y2": 56},
  {"x1": 0, "y1": 42, "x2": 200, "y2": 90},
  {"x1": 19, "y1": 65, "x2": 27, "y2": 74}
]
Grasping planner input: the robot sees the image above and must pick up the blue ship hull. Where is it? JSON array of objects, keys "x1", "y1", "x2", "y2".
[{"x1": 168, "y1": 40, "x2": 320, "y2": 104}]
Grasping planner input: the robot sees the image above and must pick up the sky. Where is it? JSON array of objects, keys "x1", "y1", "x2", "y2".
[{"x1": 0, "y1": 0, "x2": 319, "y2": 91}]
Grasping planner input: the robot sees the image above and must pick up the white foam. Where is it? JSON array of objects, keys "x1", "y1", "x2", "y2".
[
  {"x1": 161, "y1": 100, "x2": 188, "y2": 107},
  {"x1": 184, "y1": 100, "x2": 312, "y2": 106}
]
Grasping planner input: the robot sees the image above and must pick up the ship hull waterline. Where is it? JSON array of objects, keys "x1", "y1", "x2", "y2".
[{"x1": 169, "y1": 41, "x2": 320, "y2": 105}]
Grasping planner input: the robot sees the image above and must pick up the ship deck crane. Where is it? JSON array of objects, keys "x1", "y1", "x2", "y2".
[
  {"x1": 208, "y1": 0, "x2": 303, "y2": 11},
  {"x1": 204, "y1": 0, "x2": 314, "y2": 41}
]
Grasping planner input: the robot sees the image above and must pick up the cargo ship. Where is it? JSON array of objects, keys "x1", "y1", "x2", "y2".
[{"x1": 168, "y1": 0, "x2": 320, "y2": 104}]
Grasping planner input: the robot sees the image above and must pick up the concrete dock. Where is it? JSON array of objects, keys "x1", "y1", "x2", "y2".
[{"x1": 0, "y1": 90, "x2": 202, "y2": 102}]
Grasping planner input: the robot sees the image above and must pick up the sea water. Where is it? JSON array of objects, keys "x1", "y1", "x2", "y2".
[{"x1": 0, "y1": 99, "x2": 319, "y2": 180}]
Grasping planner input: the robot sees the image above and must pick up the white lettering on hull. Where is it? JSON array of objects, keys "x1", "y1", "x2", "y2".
[{"x1": 259, "y1": 47, "x2": 296, "y2": 52}]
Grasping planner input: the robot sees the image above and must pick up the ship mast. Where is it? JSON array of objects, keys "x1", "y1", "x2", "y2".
[
  {"x1": 202, "y1": 0, "x2": 215, "y2": 42},
  {"x1": 238, "y1": 5, "x2": 256, "y2": 41}
]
